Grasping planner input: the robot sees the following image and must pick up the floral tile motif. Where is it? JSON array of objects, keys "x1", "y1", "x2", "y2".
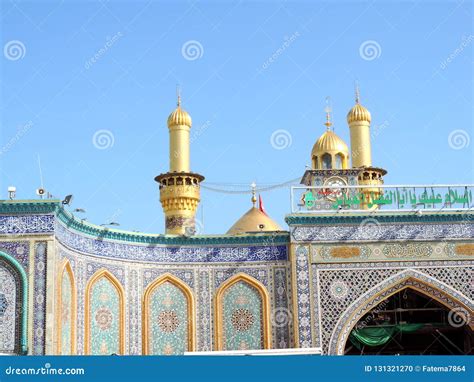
[
  {"x1": 89, "y1": 277, "x2": 121, "y2": 355},
  {"x1": 146, "y1": 282, "x2": 189, "y2": 355},
  {"x1": 221, "y1": 281, "x2": 264, "y2": 351}
]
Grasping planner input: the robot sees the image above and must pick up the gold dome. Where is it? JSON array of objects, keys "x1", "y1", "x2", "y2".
[
  {"x1": 311, "y1": 130, "x2": 349, "y2": 157},
  {"x1": 226, "y1": 207, "x2": 282, "y2": 235},
  {"x1": 347, "y1": 103, "x2": 371, "y2": 124},
  {"x1": 167, "y1": 106, "x2": 192, "y2": 128}
]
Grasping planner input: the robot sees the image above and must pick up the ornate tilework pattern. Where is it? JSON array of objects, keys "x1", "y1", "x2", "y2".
[
  {"x1": 197, "y1": 270, "x2": 211, "y2": 351},
  {"x1": 147, "y1": 282, "x2": 189, "y2": 355},
  {"x1": 56, "y1": 222, "x2": 287, "y2": 263},
  {"x1": 215, "y1": 268, "x2": 267, "y2": 289},
  {"x1": 221, "y1": 281, "x2": 264, "y2": 350},
  {"x1": 328, "y1": 269, "x2": 474, "y2": 354},
  {"x1": 292, "y1": 223, "x2": 474, "y2": 242},
  {"x1": 128, "y1": 269, "x2": 140, "y2": 355},
  {"x1": 272, "y1": 267, "x2": 292, "y2": 349},
  {"x1": 0, "y1": 242, "x2": 29, "y2": 271},
  {"x1": 294, "y1": 245, "x2": 312, "y2": 348},
  {"x1": 313, "y1": 263, "x2": 474, "y2": 354},
  {"x1": 33, "y1": 242, "x2": 47, "y2": 355},
  {"x1": 0, "y1": 215, "x2": 54, "y2": 235},
  {"x1": 60, "y1": 271, "x2": 72, "y2": 355},
  {"x1": 86, "y1": 263, "x2": 124, "y2": 285},
  {"x1": 76, "y1": 260, "x2": 85, "y2": 355},
  {"x1": 88, "y1": 277, "x2": 121, "y2": 355},
  {"x1": 0, "y1": 261, "x2": 17, "y2": 353},
  {"x1": 143, "y1": 269, "x2": 194, "y2": 290}
]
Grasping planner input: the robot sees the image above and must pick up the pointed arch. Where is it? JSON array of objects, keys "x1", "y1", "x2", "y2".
[
  {"x1": 330, "y1": 269, "x2": 474, "y2": 355},
  {"x1": 214, "y1": 273, "x2": 271, "y2": 350},
  {"x1": 0, "y1": 251, "x2": 28, "y2": 354},
  {"x1": 142, "y1": 273, "x2": 195, "y2": 355},
  {"x1": 84, "y1": 269, "x2": 125, "y2": 355},
  {"x1": 56, "y1": 259, "x2": 76, "y2": 355}
]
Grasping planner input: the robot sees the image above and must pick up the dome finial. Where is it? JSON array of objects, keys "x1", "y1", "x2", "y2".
[
  {"x1": 250, "y1": 182, "x2": 257, "y2": 207},
  {"x1": 176, "y1": 84, "x2": 181, "y2": 107},
  {"x1": 355, "y1": 81, "x2": 361, "y2": 104},
  {"x1": 324, "y1": 96, "x2": 332, "y2": 130}
]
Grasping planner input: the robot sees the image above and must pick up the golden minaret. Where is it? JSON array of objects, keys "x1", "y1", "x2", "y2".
[
  {"x1": 155, "y1": 92, "x2": 204, "y2": 235},
  {"x1": 347, "y1": 85, "x2": 386, "y2": 208},
  {"x1": 347, "y1": 85, "x2": 372, "y2": 168}
]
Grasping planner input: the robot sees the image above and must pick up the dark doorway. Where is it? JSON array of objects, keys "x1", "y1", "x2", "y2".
[{"x1": 344, "y1": 288, "x2": 473, "y2": 355}]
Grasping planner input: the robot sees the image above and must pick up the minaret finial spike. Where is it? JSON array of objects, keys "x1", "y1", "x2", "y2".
[
  {"x1": 324, "y1": 96, "x2": 332, "y2": 130},
  {"x1": 251, "y1": 182, "x2": 257, "y2": 207},
  {"x1": 355, "y1": 81, "x2": 360, "y2": 104},
  {"x1": 176, "y1": 84, "x2": 181, "y2": 107}
]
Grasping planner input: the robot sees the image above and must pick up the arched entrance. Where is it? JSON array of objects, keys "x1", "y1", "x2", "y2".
[
  {"x1": 0, "y1": 251, "x2": 28, "y2": 355},
  {"x1": 344, "y1": 288, "x2": 473, "y2": 354},
  {"x1": 329, "y1": 269, "x2": 473, "y2": 355}
]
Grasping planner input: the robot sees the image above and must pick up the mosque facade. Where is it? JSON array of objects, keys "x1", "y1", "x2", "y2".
[{"x1": 0, "y1": 91, "x2": 472, "y2": 356}]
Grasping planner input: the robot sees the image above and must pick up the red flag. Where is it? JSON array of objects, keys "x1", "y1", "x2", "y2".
[{"x1": 259, "y1": 194, "x2": 267, "y2": 215}]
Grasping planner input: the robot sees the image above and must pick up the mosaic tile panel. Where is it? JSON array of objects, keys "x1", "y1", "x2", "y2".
[
  {"x1": 313, "y1": 263, "x2": 474, "y2": 354},
  {"x1": 197, "y1": 270, "x2": 211, "y2": 351},
  {"x1": 56, "y1": 222, "x2": 287, "y2": 263},
  {"x1": 294, "y1": 245, "x2": 312, "y2": 348},
  {"x1": 292, "y1": 223, "x2": 474, "y2": 242},
  {"x1": 88, "y1": 277, "x2": 121, "y2": 355},
  {"x1": 128, "y1": 269, "x2": 140, "y2": 355},
  {"x1": 0, "y1": 242, "x2": 29, "y2": 271},
  {"x1": 33, "y1": 242, "x2": 47, "y2": 355},
  {"x1": 221, "y1": 281, "x2": 264, "y2": 351},
  {"x1": 60, "y1": 270, "x2": 73, "y2": 355},
  {"x1": 328, "y1": 270, "x2": 474, "y2": 354},
  {"x1": 0, "y1": 215, "x2": 54, "y2": 235},
  {"x1": 146, "y1": 282, "x2": 189, "y2": 355},
  {"x1": 272, "y1": 267, "x2": 292, "y2": 349},
  {"x1": 0, "y1": 261, "x2": 18, "y2": 353},
  {"x1": 76, "y1": 260, "x2": 85, "y2": 355}
]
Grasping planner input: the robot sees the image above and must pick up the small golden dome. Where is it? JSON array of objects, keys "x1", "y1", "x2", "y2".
[
  {"x1": 347, "y1": 103, "x2": 371, "y2": 124},
  {"x1": 167, "y1": 106, "x2": 192, "y2": 128},
  {"x1": 311, "y1": 130, "x2": 349, "y2": 157},
  {"x1": 226, "y1": 207, "x2": 281, "y2": 235}
]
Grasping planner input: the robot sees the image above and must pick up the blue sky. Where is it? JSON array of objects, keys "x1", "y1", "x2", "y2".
[{"x1": 1, "y1": 0, "x2": 473, "y2": 234}]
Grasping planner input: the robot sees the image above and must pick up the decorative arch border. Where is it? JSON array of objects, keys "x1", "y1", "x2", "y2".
[
  {"x1": 56, "y1": 259, "x2": 76, "y2": 355},
  {"x1": 142, "y1": 273, "x2": 196, "y2": 354},
  {"x1": 84, "y1": 269, "x2": 125, "y2": 355},
  {"x1": 214, "y1": 272, "x2": 272, "y2": 350},
  {"x1": 329, "y1": 269, "x2": 474, "y2": 355},
  {"x1": 0, "y1": 251, "x2": 28, "y2": 354}
]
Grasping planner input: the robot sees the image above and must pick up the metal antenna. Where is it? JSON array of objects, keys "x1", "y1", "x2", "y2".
[{"x1": 37, "y1": 154, "x2": 44, "y2": 189}]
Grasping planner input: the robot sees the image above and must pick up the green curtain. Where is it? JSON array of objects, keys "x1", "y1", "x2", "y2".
[{"x1": 349, "y1": 323, "x2": 425, "y2": 349}]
